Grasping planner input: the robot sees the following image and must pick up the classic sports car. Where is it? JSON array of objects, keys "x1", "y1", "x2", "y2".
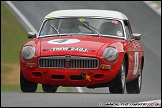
[{"x1": 20, "y1": 9, "x2": 144, "y2": 94}]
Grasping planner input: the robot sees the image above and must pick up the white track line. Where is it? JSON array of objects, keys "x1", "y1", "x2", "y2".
[
  {"x1": 5, "y1": 1, "x2": 38, "y2": 33},
  {"x1": 143, "y1": 1, "x2": 161, "y2": 16},
  {"x1": 5, "y1": 1, "x2": 83, "y2": 93},
  {"x1": 76, "y1": 87, "x2": 84, "y2": 92}
]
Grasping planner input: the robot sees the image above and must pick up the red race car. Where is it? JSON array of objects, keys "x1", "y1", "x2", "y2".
[{"x1": 20, "y1": 9, "x2": 144, "y2": 94}]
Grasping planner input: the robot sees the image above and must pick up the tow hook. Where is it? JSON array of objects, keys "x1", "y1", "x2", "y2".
[{"x1": 81, "y1": 72, "x2": 86, "y2": 79}]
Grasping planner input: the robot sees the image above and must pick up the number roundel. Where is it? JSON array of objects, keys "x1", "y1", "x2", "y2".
[{"x1": 48, "y1": 38, "x2": 80, "y2": 44}]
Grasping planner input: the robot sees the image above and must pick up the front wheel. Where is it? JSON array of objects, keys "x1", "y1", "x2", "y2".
[
  {"x1": 42, "y1": 84, "x2": 58, "y2": 93},
  {"x1": 109, "y1": 58, "x2": 126, "y2": 94},
  {"x1": 20, "y1": 70, "x2": 38, "y2": 92}
]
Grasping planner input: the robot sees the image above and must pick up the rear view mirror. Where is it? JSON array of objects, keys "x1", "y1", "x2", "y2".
[
  {"x1": 132, "y1": 33, "x2": 141, "y2": 40},
  {"x1": 27, "y1": 32, "x2": 36, "y2": 39}
]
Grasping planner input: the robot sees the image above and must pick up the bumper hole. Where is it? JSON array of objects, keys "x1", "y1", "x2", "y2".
[
  {"x1": 32, "y1": 72, "x2": 42, "y2": 77},
  {"x1": 94, "y1": 74, "x2": 104, "y2": 79},
  {"x1": 51, "y1": 75, "x2": 65, "y2": 79},
  {"x1": 70, "y1": 75, "x2": 84, "y2": 80}
]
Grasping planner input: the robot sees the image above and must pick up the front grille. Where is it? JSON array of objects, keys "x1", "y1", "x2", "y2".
[
  {"x1": 69, "y1": 59, "x2": 98, "y2": 68},
  {"x1": 38, "y1": 56, "x2": 99, "y2": 69},
  {"x1": 39, "y1": 58, "x2": 65, "y2": 68}
]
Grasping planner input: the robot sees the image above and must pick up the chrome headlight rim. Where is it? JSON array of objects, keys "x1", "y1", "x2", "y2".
[
  {"x1": 102, "y1": 47, "x2": 118, "y2": 62},
  {"x1": 21, "y1": 46, "x2": 35, "y2": 60}
]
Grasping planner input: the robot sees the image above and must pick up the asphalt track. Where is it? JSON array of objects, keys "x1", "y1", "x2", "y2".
[{"x1": 1, "y1": 1, "x2": 161, "y2": 107}]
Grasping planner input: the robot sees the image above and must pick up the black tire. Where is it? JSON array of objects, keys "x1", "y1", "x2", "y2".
[
  {"x1": 20, "y1": 70, "x2": 38, "y2": 92},
  {"x1": 109, "y1": 58, "x2": 126, "y2": 94},
  {"x1": 42, "y1": 84, "x2": 58, "y2": 93},
  {"x1": 126, "y1": 63, "x2": 142, "y2": 94}
]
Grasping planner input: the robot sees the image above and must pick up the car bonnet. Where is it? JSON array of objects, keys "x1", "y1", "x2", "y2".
[{"x1": 40, "y1": 35, "x2": 118, "y2": 57}]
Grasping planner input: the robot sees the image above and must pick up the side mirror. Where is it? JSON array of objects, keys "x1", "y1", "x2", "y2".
[
  {"x1": 132, "y1": 33, "x2": 141, "y2": 40},
  {"x1": 27, "y1": 32, "x2": 36, "y2": 39}
]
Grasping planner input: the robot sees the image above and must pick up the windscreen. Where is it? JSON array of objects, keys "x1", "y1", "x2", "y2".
[{"x1": 39, "y1": 18, "x2": 124, "y2": 37}]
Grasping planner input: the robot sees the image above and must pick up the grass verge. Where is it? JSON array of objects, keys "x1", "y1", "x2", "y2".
[{"x1": 1, "y1": 2, "x2": 72, "y2": 92}]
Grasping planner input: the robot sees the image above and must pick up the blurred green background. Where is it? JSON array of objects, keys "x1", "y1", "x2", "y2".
[
  {"x1": 1, "y1": 2, "x2": 72, "y2": 92},
  {"x1": 1, "y1": 2, "x2": 28, "y2": 92}
]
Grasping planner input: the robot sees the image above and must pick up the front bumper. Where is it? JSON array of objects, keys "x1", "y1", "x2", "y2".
[
  {"x1": 20, "y1": 53, "x2": 124, "y2": 86},
  {"x1": 21, "y1": 68, "x2": 120, "y2": 86}
]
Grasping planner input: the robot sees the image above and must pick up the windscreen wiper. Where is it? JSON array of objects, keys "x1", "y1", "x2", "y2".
[
  {"x1": 49, "y1": 24, "x2": 60, "y2": 35},
  {"x1": 82, "y1": 23, "x2": 100, "y2": 36}
]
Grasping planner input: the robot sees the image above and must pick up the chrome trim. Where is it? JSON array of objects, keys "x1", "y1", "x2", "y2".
[{"x1": 38, "y1": 56, "x2": 99, "y2": 69}]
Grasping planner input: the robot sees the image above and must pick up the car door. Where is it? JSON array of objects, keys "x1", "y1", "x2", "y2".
[{"x1": 124, "y1": 20, "x2": 140, "y2": 81}]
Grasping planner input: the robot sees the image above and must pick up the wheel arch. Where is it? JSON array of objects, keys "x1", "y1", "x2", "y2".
[
  {"x1": 124, "y1": 53, "x2": 129, "y2": 78},
  {"x1": 141, "y1": 56, "x2": 144, "y2": 72}
]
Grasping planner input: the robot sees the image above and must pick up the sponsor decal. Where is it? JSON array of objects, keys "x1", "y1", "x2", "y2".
[
  {"x1": 48, "y1": 38, "x2": 80, "y2": 44},
  {"x1": 51, "y1": 47, "x2": 88, "y2": 52},
  {"x1": 45, "y1": 15, "x2": 52, "y2": 19},
  {"x1": 86, "y1": 75, "x2": 91, "y2": 81},
  {"x1": 112, "y1": 20, "x2": 118, "y2": 24},
  {"x1": 133, "y1": 52, "x2": 139, "y2": 75},
  {"x1": 79, "y1": 18, "x2": 85, "y2": 22}
]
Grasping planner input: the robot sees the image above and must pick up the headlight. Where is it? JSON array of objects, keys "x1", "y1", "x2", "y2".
[
  {"x1": 21, "y1": 46, "x2": 35, "y2": 60},
  {"x1": 102, "y1": 47, "x2": 118, "y2": 61}
]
